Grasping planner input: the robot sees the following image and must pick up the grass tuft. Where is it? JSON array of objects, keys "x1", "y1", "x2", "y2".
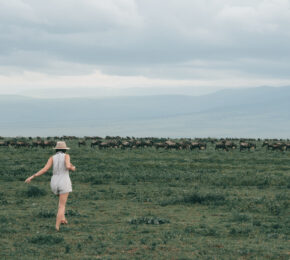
[
  {"x1": 160, "y1": 191, "x2": 226, "y2": 206},
  {"x1": 0, "y1": 192, "x2": 8, "y2": 205},
  {"x1": 129, "y1": 216, "x2": 170, "y2": 225},
  {"x1": 24, "y1": 186, "x2": 47, "y2": 197},
  {"x1": 37, "y1": 209, "x2": 55, "y2": 218},
  {"x1": 28, "y1": 234, "x2": 64, "y2": 245},
  {"x1": 231, "y1": 211, "x2": 252, "y2": 222}
]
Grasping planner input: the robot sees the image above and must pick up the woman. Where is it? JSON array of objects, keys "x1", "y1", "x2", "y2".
[{"x1": 25, "y1": 141, "x2": 76, "y2": 231}]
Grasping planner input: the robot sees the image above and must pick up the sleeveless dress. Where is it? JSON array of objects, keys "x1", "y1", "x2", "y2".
[{"x1": 50, "y1": 152, "x2": 72, "y2": 195}]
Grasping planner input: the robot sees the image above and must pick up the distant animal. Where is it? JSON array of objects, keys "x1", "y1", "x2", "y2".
[
  {"x1": 0, "y1": 141, "x2": 9, "y2": 147},
  {"x1": 263, "y1": 142, "x2": 285, "y2": 151},
  {"x1": 120, "y1": 141, "x2": 131, "y2": 149},
  {"x1": 215, "y1": 141, "x2": 227, "y2": 151},
  {"x1": 177, "y1": 142, "x2": 189, "y2": 150},
  {"x1": 91, "y1": 140, "x2": 101, "y2": 148},
  {"x1": 268, "y1": 143, "x2": 286, "y2": 151},
  {"x1": 15, "y1": 141, "x2": 30, "y2": 148},
  {"x1": 78, "y1": 140, "x2": 86, "y2": 147},
  {"x1": 41, "y1": 141, "x2": 56, "y2": 148},
  {"x1": 165, "y1": 141, "x2": 178, "y2": 150},
  {"x1": 225, "y1": 141, "x2": 237, "y2": 150},
  {"x1": 98, "y1": 142, "x2": 110, "y2": 149},
  {"x1": 32, "y1": 140, "x2": 43, "y2": 148},
  {"x1": 154, "y1": 142, "x2": 166, "y2": 149},
  {"x1": 190, "y1": 142, "x2": 206, "y2": 150},
  {"x1": 240, "y1": 142, "x2": 256, "y2": 151},
  {"x1": 190, "y1": 142, "x2": 200, "y2": 150},
  {"x1": 143, "y1": 140, "x2": 153, "y2": 148},
  {"x1": 215, "y1": 140, "x2": 236, "y2": 151},
  {"x1": 198, "y1": 142, "x2": 207, "y2": 150}
]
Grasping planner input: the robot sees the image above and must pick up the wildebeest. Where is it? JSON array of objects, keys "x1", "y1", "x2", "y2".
[
  {"x1": 78, "y1": 140, "x2": 86, "y2": 147},
  {"x1": 190, "y1": 142, "x2": 199, "y2": 150},
  {"x1": 154, "y1": 142, "x2": 167, "y2": 149},
  {"x1": 262, "y1": 141, "x2": 269, "y2": 148},
  {"x1": 91, "y1": 140, "x2": 102, "y2": 148},
  {"x1": 62, "y1": 136, "x2": 77, "y2": 140},
  {"x1": 143, "y1": 140, "x2": 153, "y2": 148},
  {"x1": 98, "y1": 142, "x2": 109, "y2": 149},
  {"x1": 215, "y1": 140, "x2": 236, "y2": 151},
  {"x1": 15, "y1": 141, "x2": 30, "y2": 148},
  {"x1": 165, "y1": 141, "x2": 178, "y2": 150},
  {"x1": 32, "y1": 140, "x2": 43, "y2": 148},
  {"x1": 132, "y1": 140, "x2": 152, "y2": 149},
  {"x1": 97, "y1": 139, "x2": 120, "y2": 149},
  {"x1": 120, "y1": 141, "x2": 132, "y2": 149},
  {"x1": 189, "y1": 142, "x2": 206, "y2": 150},
  {"x1": 225, "y1": 141, "x2": 237, "y2": 150},
  {"x1": 41, "y1": 140, "x2": 56, "y2": 148},
  {"x1": 198, "y1": 142, "x2": 207, "y2": 150},
  {"x1": 177, "y1": 142, "x2": 190, "y2": 150},
  {"x1": 267, "y1": 142, "x2": 286, "y2": 151},
  {"x1": 263, "y1": 142, "x2": 285, "y2": 151},
  {"x1": 0, "y1": 141, "x2": 9, "y2": 147},
  {"x1": 31, "y1": 140, "x2": 55, "y2": 148},
  {"x1": 215, "y1": 141, "x2": 226, "y2": 150},
  {"x1": 240, "y1": 142, "x2": 256, "y2": 151}
]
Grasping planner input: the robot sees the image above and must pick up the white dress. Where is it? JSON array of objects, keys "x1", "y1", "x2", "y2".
[{"x1": 50, "y1": 152, "x2": 72, "y2": 195}]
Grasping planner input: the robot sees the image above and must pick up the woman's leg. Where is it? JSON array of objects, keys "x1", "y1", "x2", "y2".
[{"x1": 55, "y1": 192, "x2": 69, "y2": 231}]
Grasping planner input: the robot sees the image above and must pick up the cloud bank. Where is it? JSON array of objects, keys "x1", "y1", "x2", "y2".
[{"x1": 1, "y1": 0, "x2": 290, "y2": 96}]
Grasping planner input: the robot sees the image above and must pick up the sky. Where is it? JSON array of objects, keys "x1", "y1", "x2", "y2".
[{"x1": 1, "y1": 0, "x2": 290, "y2": 97}]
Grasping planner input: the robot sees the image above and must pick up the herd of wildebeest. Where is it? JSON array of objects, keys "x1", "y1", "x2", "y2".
[{"x1": 1, "y1": 135, "x2": 290, "y2": 151}]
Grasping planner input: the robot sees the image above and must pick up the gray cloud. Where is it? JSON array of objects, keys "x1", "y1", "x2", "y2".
[{"x1": 0, "y1": 0, "x2": 290, "y2": 86}]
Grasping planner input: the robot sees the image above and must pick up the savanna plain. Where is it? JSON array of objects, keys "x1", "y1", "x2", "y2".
[{"x1": 0, "y1": 138, "x2": 289, "y2": 259}]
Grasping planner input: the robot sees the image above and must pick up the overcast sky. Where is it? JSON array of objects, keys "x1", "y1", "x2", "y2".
[{"x1": 1, "y1": 0, "x2": 290, "y2": 97}]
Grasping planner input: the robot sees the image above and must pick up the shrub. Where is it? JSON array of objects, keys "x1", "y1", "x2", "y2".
[
  {"x1": 0, "y1": 215, "x2": 8, "y2": 223},
  {"x1": 184, "y1": 224, "x2": 219, "y2": 237},
  {"x1": 66, "y1": 209, "x2": 81, "y2": 217},
  {"x1": 183, "y1": 192, "x2": 226, "y2": 205},
  {"x1": 160, "y1": 191, "x2": 226, "y2": 206},
  {"x1": 0, "y1": 192, "x2": 8, "y2": 205},
  {"x1": 92, "y1": 179, "x2": 104, "y2": 185},
  {"x1": 231, "y1": 212, "x2": 251, "y2": 222},
  {"x1": 129, "y1": 216, "x2": 170, "y2": 225},
  {"x1": 266, "y1": 200, "x2": 288, "y2": 216},
  {"x1": 229, "y1": 226, "x2": 251, "y2": 236},
  {"x1": 28, "y1": 234, "x2": 64, "y2": 245},
  {"x1": 65, "y1": 244, "x2": 70, "y2": 253},
  {"x1": 25, "y1": 186, "x2": 47, "y2": 197},
  {"x1": 184, "y1": 225, "x2": 219, "y2": 237},
  {"x1": 37, "y1": 209, "x2": 55, "y2": 218},
  {"x1": 0, "y1": 226, "x2": 17, "y2": 234}
]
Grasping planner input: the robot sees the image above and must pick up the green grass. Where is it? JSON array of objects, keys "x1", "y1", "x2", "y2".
[{"x1": 0, "y1": 140, "x2": 289, "y2": 259}]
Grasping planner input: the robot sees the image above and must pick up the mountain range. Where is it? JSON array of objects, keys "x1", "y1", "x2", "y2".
[{"x1": 0, "y1": 86, "x2": 290, "y2": 138}]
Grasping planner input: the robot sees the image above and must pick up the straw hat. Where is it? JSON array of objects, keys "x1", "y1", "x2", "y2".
[{"x1": 53, "y1": 141, "x2": 70, "y2": 150}]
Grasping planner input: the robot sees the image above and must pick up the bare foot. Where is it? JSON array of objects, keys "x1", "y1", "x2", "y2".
[
  {"x1": 61, "y1": 219, "x2": 68, "y2": 224},
  {"x1": 55, "y1": 225, "x2": 60, "y2": 231}
]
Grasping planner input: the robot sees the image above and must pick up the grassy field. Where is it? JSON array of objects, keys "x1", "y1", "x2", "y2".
[{"x1": 0, "y1": 139, "x2": 289, "y2": 259}]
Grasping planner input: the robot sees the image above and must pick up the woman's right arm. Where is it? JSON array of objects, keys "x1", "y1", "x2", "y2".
[
  {"x1": 65, "y1": 154, "x2": 76, "y2": 171},
  {"x1": 24, "y1": 156, "x2": 53, "y2": 183}
]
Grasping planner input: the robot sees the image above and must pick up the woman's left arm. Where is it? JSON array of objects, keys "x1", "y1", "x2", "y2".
[
  {"x1": 65, "y1": 154, "x2": 76, "y2": 171},
  {"x1": 24, "y1": 157, "x2": 53, "y2": 183}
]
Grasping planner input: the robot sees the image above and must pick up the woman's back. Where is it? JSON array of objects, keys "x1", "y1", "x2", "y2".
[{"x1": 52, "y1": 152, "x2": 69, "y2": 176}]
